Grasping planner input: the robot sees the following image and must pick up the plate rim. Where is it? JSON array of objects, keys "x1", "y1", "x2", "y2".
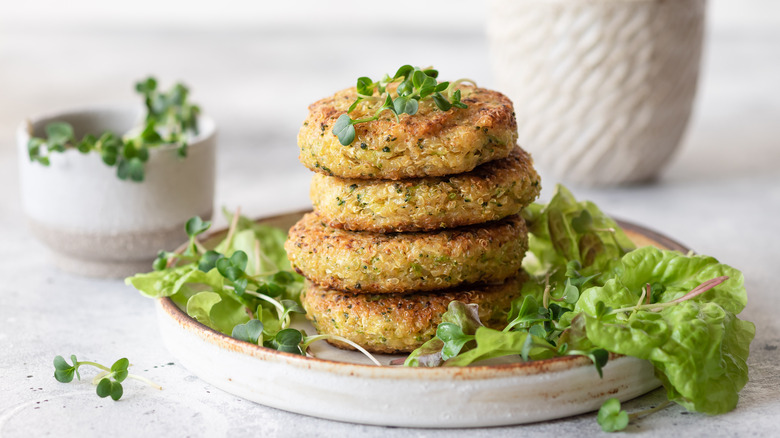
[{"x1": 157, "y1": 211, "x2": 689, "y2": 379}]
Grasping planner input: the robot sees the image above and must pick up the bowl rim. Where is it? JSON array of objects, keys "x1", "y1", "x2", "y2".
[{"x1": 157, "y1": 211, "x2": 689, "y2": 380}]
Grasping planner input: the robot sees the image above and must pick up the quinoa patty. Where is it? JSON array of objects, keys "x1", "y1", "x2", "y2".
[
  {"x1": 301, "y1": 274, "x2": 525, "y2": 354},
  {"x1": 298, "y1": 85, "x2": 518, "y2": 179},
  {"x1": 285, "y1": 212, "x2": 528, "y2": 294},
  {"x1": 311, "y1": 147, "x2": 541, "y2": 232}
]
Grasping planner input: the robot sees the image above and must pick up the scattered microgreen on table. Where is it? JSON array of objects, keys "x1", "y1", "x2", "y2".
[
  {"x1": 27, "y1": 77, "x2": 200, "y2": 182},
  {"x1": 598, "y1": 398, "x2": 630, "y2": 432},
  {"x1": 53, "y1": 354, "x2": 161, "y2": 401},
  {"x1": 597, "y1": 398, "x2": 674, "y2": 432},
  {"x1": 332, "y1": 65, "x2": 473, "y2": 145}
]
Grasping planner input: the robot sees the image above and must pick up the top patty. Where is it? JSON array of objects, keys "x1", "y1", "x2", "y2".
[{"x1": 298, "y1": 85, "x2": 518, "y2": 179}]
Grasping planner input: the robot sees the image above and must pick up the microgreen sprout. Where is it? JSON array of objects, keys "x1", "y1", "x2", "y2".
[
  {"x1": 27, "y1": 77, "x2": 201, "y2": 182},
  {"x1": 301, "y1": 334, "x2": 382, "y2": 366},
  {"x1": 597, "y1": 398, "x2": 630, "y2": 432},
  {"x1": 332, "y1": 65, "x2": 473, "y2": 145},
  {"x1": 231, "y1": 317, "x2": 382, "y2": 365},
  {"x1": 53, "y1": 355, "x2": 161, "y2": 401},
  {"x1": 568, "y1": 348, "x2": 610, "y2": 378},
  {"x1": 597, "y1": 398, "x2": 673, "y2": 432},
  {"x1": 128, "y1": 210, "x2": 384, "y2": 365},
  {"x1": 436, "y1": 323, "x2": 475, "y2": 361},
  {"x1": 232, "y1": 319, "x2": 265, "y2": 344}
]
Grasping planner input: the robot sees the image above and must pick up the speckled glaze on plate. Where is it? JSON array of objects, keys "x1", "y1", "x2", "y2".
[{"x1": 155, "y1": 211, "x2": 688, "y2": 428}]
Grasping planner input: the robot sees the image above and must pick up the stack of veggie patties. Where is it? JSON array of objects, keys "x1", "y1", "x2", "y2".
[{"x1": 286, "y1": 81, "x2": 541, "y2": 354}]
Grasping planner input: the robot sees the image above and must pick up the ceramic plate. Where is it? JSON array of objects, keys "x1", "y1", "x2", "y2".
[{"x1": 155, "y1": 211, "x2": 688, "y2": 428}]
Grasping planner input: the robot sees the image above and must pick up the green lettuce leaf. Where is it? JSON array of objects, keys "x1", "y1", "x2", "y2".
[
  {"x1": 520, "y1": 184, "x2": 636, "y2": 303},
  {"x1": 585, "y1": 301, "x2": 754, "y2": 414},
  {"x1": 404, "y1": 301, "x2": 483, "y2": 367},
  {"x1": 443, "y1": 327, "x2": 555, "y2": 367},
  {"x1": 403, "y1": 185, "x2": 754, "y2": 419},
  {"x1": 576, "y1": 246, "x2": 754, "y2": 414},
  {"x1": 523, "y1": 184, "x2": 635, "y2": 279},
  {"x1": 127, "y1": 212, "x2": 303, "y2": 339},
  {"x1": 186, "y1": 291, "x2": 250, "y2": 335},
  {"x1": 125, "y1": 265, "x2": 198, "y2": 298},
  {"x1": 222, "y1": 209, "x2": 291, "y2": 271},
  {"x1": 574, "y1": 246, "x2": 747, "y2": 317}
]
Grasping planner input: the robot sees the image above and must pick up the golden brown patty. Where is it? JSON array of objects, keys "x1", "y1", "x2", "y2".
[
  {"x1": 310, "y1": 147, "x2": 541, "y2": 232},
  {"x1": 297, "y1": 85, "x2": 518, "y2": 179},
  {"x1": 301, "y1": 274, "x2": 525, "y2": 353},
  {"x1": 285, "y1": 212, "x2": 528, "y2": 294}
]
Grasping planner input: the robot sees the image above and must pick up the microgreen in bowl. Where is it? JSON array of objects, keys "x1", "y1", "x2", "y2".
[{"x1": 27, "y1": 77, "x2": 201, "y2": 182}]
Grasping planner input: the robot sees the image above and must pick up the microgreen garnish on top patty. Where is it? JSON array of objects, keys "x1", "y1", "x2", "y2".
[{"x1": 332, "y1": 65, "x2": 473, "y2": 146}]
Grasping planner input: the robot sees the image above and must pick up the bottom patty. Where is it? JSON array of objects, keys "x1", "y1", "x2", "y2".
[{"x1": 301, "y1": 273, "x2": 526, "y2": 354}]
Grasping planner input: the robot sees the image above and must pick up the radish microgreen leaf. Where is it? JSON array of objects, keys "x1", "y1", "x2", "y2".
[
  {"x1": 232, "y1": 319, "x2": 265, "y2": 344},
  {"x1": 597, "y1": 398, "x2": 629, "y2": 432},
  {"x1": 268, "y1": 329, "x2": 305, "y2": 355},
  {"x1": 53, "y1": 355, "x2": 160, "y2": 401},
  {"x1": 198, "y1": 250, "x2": 223, "y2": 273},
  {"x1": 333, "y1": 65, "x2": 472, "y2": 145},
  {"x1": 186, "y1": 216, "x2": 211, "y2": 238}
]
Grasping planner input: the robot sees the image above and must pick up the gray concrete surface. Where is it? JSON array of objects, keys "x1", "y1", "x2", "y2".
[{"x1": 1, "y1": 2, "x2": 778, "y2": 436}]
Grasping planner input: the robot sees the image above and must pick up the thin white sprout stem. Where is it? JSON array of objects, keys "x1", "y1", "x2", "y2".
[
  {"x1": 223, "y1": 206, "x2": 242, "y2": 250},
  {"x1": 126, "y1": 374, "x2": 163, "y2": 390},
  {"x1": 447, "y1": 78, "x2": 476, "y2": 98},
  {"x1": 78, "y1": 361, "x2": 110, "y2": 372},
  {"x1": 91, "y1": 370, "x2": 109, "y2": 385},
  {"x1": 303, "y1": 335, "x2": 381, "y2": 366},
  {"x1": 194, "y1": 239, "x2": 207, "y2": 254},
  {"x1": 83, "y1": 362, "x2": 162, "y2": 390},
  {"x1": 628, "y1": 400, "x2": 673, "y2": 420},
  {"x1": 630, "y1": 288, "x2": 647, "y2": 317},
  {"x1": 242, "y1": 289, "x2": 287, "y2": 325},
  {"x1": 255, "y1": 246, "x2": 277, "y2": 274},
  {"x1": 253, "y1": 240, "x2": 261, "y2": 275},
  {"x1": 609, "y1": 277, "x2": 728, "y2": 315},
  {"x1": 542, "y1": 269, "x2": 555, "y2": 309}
]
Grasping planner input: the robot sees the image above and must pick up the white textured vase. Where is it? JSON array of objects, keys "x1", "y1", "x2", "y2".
[
  {"x1": 487, "y1": 0, "x2": 705, "y2": 185},
  {"x1": 17, "y1": 106, "x2": 216, "y2": 278}
]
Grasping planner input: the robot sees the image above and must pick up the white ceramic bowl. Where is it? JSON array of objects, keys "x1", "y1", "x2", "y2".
[
  {"x1": 154, "y1": 212, "x2": 688, "y2": 428},
  {"x1": 17, "y1": 106, "x2": 216, "y2": 277}
]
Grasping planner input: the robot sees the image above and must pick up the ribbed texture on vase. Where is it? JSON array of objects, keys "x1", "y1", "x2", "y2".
[{"x1": 487, "y1": 0, "x2": 705, "y2": 185}]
